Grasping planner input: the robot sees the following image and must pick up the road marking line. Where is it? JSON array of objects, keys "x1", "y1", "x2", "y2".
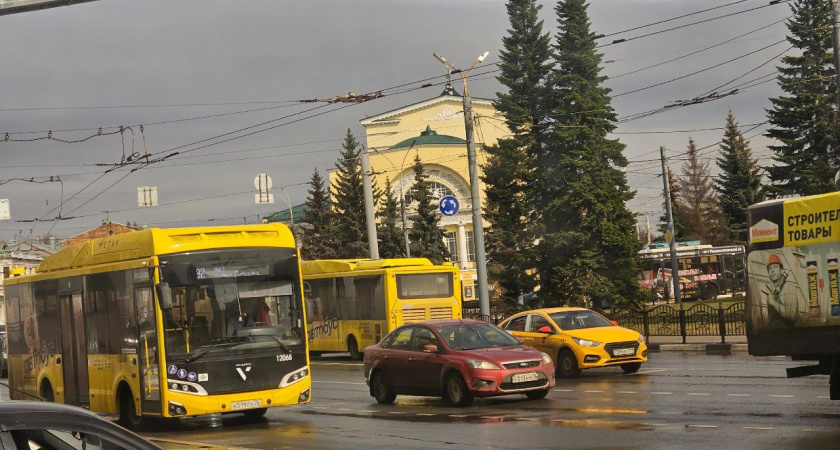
[
  {"x1": 145, "y1": 437, "x2": 252, "y2": 450},
  {"x1": 312, "y1": 381, "x2": 367, "y2": 385},
  {"x1": 617, "y1": 391, "x2": 638, "y2": 394},
  {"x1": 686, "y1": 425, "x2": 718, "y2": 428},
  {"x1": 650, "y1": 392, "x2": 672, "y2": 395},
  {"x1": 360, "y1": 410, "x2": 376, "y2": 413},
  {"x1": 770, "y1": 395, "x2": 794, "y2": 398},
  {"x1": 553, "y1": 389, "x2": 574, "y2": 392},
  {"x1": 336, "y1": 408, "x2": 352, "y2": 411},
  {"x1": 311, "y1": 362, "x2": 362, "y2": 366},
  {"x1": 636, "y1": 368, "x2": 668, "y2": 374},
  {"x1": 388, "y1": 412, "x2": 408, "y2": 415},
  {"x1": 743, "y1": 427, "x2": 774, "y2": 430},
  {"x1": 584, "y1": 390, "x2": 604, "y2": 393},
  {"x1": 481, "y1": 416, "x2": 506, "y2": 420},
  {"x1": 817, "y1": 396, "x2": 830, "y2": 399},
  {"x1": 416, "y1": 413, "x2": 436, "y2": 416},
  {"x1": 448, "y1": 414, "x2": 470, "y2": 418},
  {"x1": 313, "y1": 406, "x2": 329, "y2": 409},
  {"x1": 687, "y1": 393, "x2": 711, "y2": 396},
  {"x1": 641, "y1": 423, "x2": 668, "y2": 426},
  {"x1": 728, "y1": 394, "x2": 751, "y2": 397}
]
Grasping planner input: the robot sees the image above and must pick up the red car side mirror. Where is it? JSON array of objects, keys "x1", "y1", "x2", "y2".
[
  {"x1": 537, "y1": 326, "x2": 554, "y2": 334},
  {"x1": 422, "y1": 344, "x2": 439, "y2": 353},
  {"x1": 610, "y1": 320, "x2": 619, "y2": 326}
]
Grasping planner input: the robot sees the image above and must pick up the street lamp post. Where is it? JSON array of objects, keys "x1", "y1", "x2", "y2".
[
  {"x1": 433, "y1": 51, "x2": 491, "y2": 318},
  {"x1": 373, "y1": 141, "x2": 416, "y2": 258}
]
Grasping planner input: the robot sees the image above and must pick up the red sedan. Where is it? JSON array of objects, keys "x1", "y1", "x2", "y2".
[{"x1": 363, "y1": 320, "x2": 556, "y2": 406}]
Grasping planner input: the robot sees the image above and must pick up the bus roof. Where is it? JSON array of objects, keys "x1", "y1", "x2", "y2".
[
  {"x1": 34, "y1": 224, "x2": 295, "y2": 274},
  {"x1": 300, "y1": 258, "x2": 445, "y2": 274}
]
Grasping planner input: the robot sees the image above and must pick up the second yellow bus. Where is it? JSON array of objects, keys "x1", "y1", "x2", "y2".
[{"x1": 301, "y1": 258, "x2": 462, "y2": 359}]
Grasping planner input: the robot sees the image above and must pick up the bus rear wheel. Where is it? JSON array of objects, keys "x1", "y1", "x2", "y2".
[
  {"x1": 348, "y1": 336, "x2": 362, "y2": 361},
  {"x1": 700, "y1": 283, "x2": 719, "y2": 301},
  {"x1": 119, "y1": 389, "x2": 144, "y2": 430}
]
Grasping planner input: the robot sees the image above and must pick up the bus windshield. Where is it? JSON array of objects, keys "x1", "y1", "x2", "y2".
[{"x1": 158, "y1": 248, "x2": 303, "y2": 361}]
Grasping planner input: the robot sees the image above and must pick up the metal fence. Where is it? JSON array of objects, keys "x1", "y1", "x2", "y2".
[{"x1": 463, "y1": 301, "x2": 746, "y2": 343}]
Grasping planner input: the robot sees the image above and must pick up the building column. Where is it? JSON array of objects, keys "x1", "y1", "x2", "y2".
[{"x1": 457, "y1": 222, "x2": 468, "y2": 270}]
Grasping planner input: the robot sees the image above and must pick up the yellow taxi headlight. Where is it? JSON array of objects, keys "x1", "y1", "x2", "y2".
[{"x1": 572, "y1": 337, "x2": 602, "y2": 348}]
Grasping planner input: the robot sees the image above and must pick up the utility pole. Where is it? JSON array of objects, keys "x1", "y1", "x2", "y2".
[
  {"x1": 434, "y1": 51, "x2": 491, "y2": 317},
  {"x1": 832, "y1": 0, "x2": 840, "y2": 108},
  {"x1": 660, "y1": 146, "x2": 681, "y2": 305},
  {"x1": 360, "y1": 146, "x2": 379, "y2": 260}
]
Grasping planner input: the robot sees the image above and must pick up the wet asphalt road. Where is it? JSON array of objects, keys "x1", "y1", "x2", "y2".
[{"x1": 137, "y1": 352, "x2": 840, "y2": 450}]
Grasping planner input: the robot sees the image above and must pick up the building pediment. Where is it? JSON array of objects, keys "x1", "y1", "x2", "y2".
[{"x1": 360, "y1": 95, "x2": 496, "y2": 127}]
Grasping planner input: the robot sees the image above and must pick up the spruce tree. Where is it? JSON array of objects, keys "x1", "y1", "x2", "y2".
[
  {"x1": 765, "y1": 0, "x2": 840, "y2": 197},
  {"x1": 377, "y1": 178, "x2": 406, "y2": 259},
  {"x1": 330, "y1": 129, "x2": 369, "y2": 259},
  {"x1": 716, "y1": 112, "x2": 765, "y2": 244},
  {"x1": 407, "y1": 155, "x2": 449, "y2": 264},
  {"x1": 678, "y1": 138, "x2": 726, "y2": 243},
  {"x1": 483, "y1": 0, "x2": 552, "y2": 308},
  {"x1": 535, "y1": 0, "x2": 642, "y2": 308},
  {"x1": 301, "y1": 168, "x2": 334, "y2": 259}
]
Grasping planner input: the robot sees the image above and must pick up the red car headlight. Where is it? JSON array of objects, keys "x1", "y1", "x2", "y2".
[{"x1": 466, "y1": 359, "x2": 500, "y2": 370}]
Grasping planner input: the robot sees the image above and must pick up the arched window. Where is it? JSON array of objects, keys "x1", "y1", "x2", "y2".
[{"x1": 404, "y1": 182, "x2": 454, "y2": 206}]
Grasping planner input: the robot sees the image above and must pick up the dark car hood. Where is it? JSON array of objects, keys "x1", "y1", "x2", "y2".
[{"x1": 454, "y1": 345, "x2": 542, "y2": 363}]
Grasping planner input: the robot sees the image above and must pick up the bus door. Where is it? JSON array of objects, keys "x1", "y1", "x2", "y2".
[
  {"x1": 135, "y1": 286, "x2": 161, "y2": 413},
  {"x1": 59, "y1": 291, "x2": 89, "y2": 406}
]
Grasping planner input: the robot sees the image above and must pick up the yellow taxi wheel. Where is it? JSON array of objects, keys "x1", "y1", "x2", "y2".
[
  {"x1": 557, "y1": 350, "x2": 581, "y2": 379},
  {"x1": 620, "y1": 362, "x2": 642, "y2": 374}
]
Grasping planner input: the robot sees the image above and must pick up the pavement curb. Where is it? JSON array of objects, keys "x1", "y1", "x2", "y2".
[{"x1": 649, "y1": 343, "x2": 748, "y2": 354}]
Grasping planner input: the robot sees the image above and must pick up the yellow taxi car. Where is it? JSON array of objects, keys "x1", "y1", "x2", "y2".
[{"x1": 498, "y1": 307, "x2": 647, "y2": 378}]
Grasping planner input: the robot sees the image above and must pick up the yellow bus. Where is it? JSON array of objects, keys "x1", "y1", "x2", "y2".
[
  {"x1": 4, "y1": 224, "x2": 310, "y2": 429},
  {"x1": 301, "y1": 258, "x2": 462, "y2": 359}
]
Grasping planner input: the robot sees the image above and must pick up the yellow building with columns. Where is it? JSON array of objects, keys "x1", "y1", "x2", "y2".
[{"x1": 341, "y1": 85, "x2": 511, "y2": 302}]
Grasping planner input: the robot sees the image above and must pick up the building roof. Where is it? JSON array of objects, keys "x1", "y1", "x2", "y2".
[
  {"x1": 359, "y1": 94, "x2": 495, "y2": 127},
  {"x1": 390, "y1": 126, "x2": 466, "y2": 150},
  {"x1": 60, "y1": 221, "x2": 141, "y2": 248},
  {"x1": 264, "y1": 203, "x2": 309, "y2": 224}
]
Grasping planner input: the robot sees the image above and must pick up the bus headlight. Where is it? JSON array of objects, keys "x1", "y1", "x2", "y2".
[{"x1": 280, "y1": 366, "x2": 310, "y2": 388}]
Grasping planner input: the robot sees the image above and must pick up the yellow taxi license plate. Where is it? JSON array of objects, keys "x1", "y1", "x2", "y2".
[
  {"x1": 231, "y1": 399, "x2": 262, "y2": 410},
  {"x1": 512, "y1": 372, "x2": 539, "y2": 383},
  {"x1": 613, "y1": 348, "x2": 635, "y2": 356}
]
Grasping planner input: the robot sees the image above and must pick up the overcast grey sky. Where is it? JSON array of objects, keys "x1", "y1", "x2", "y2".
[{"x1": 0, "y1": 0, "x2": 791, "y2": 242}]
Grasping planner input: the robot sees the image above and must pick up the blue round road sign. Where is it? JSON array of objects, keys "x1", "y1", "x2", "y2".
[{"x1": 439, "y1": 195, "x2": 460, "y2": 216}]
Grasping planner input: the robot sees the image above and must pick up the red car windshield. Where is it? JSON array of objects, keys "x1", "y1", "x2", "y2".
[{"x1": 435, "y1": 323, "x2": 520, "y2": 350}]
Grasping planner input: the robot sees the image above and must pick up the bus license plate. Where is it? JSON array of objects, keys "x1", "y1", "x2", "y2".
[
  {"x1": 512, "y1": 372, "x2": 539, "y2": 383},
  {"x1": 231, "y1": 399, "x2": 262, "y2": 410},
  {"x1": 613, "y1": 348, "x2": 635, "y2": 356}
]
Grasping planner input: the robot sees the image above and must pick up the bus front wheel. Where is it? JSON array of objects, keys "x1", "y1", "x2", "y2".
[
  {"x1": 348, "y1": 336, "x2": 362, "y2": 361},
  {"x1": 119, "y1": 388, "x2": 144, "y2": 430},
  {"x1": 243, "y1": 408, "x2": 268, "y2": 420}
]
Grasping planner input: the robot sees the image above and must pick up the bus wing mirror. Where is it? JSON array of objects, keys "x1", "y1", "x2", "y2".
[{"x1": 156, "y1": 282, "x2": 173, "y2": 310}]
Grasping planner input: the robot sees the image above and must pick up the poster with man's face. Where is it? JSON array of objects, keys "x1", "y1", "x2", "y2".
[{"x1": 748, "y1": 245, "x2": 840, "y2": 330}]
